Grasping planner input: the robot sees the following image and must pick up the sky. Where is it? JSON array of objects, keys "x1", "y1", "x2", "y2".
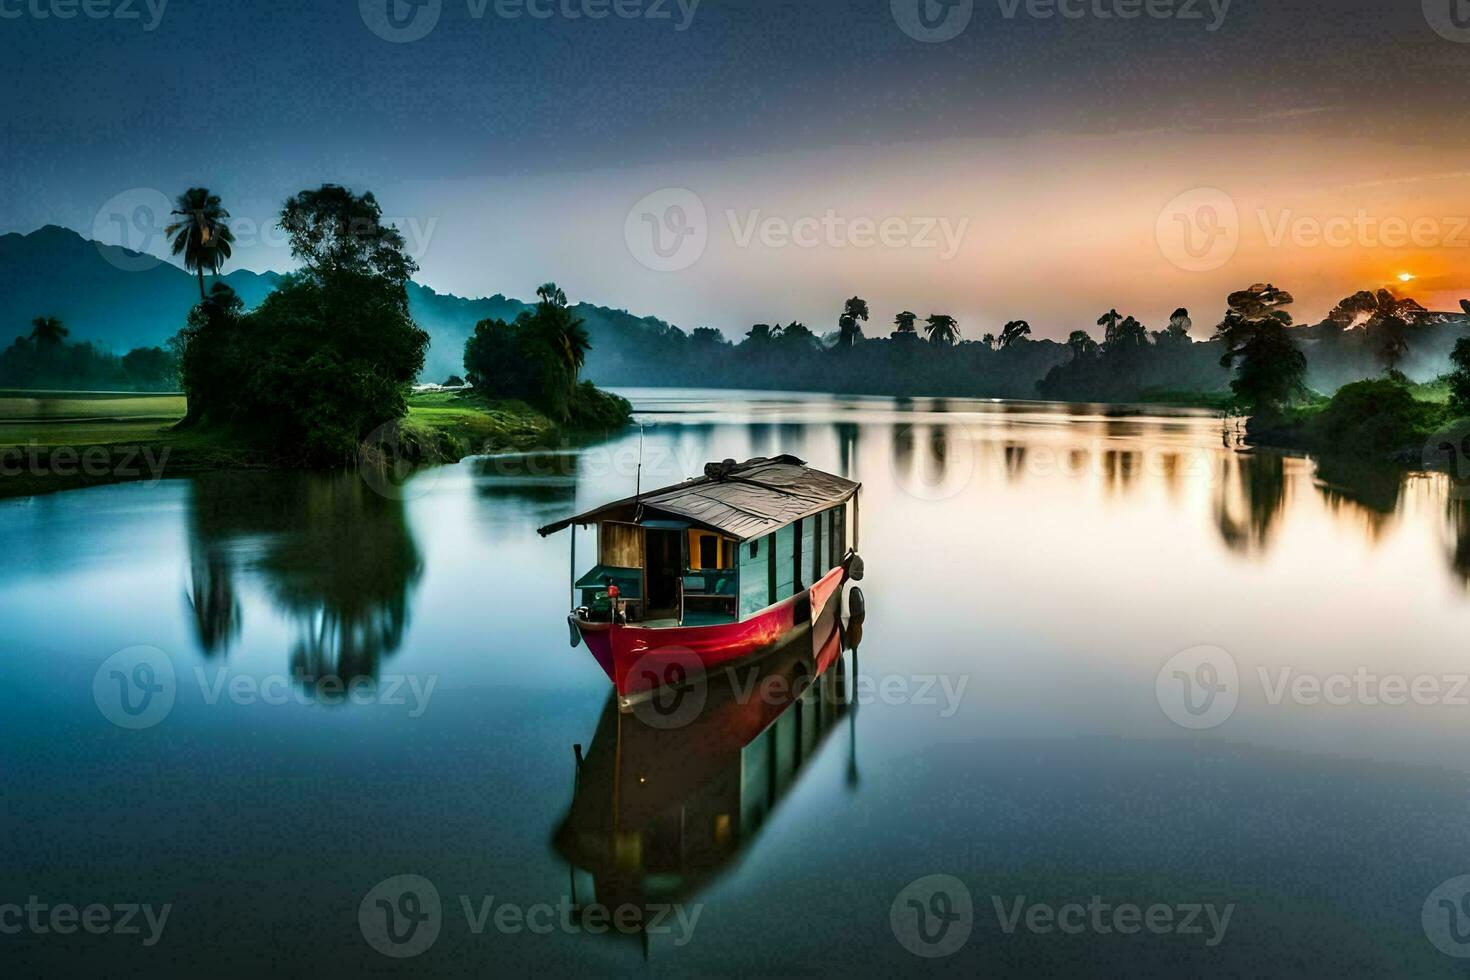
[{"x1": 5, "y1": 0, "x2": 1470, "y2": 339}]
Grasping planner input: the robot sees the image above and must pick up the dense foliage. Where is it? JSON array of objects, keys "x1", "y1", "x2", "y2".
[
  {"x1": 1, "y1": 316, "x2": 176, "y2": 390},
  {"x1": 464, "y1": 282, "x2": 629, "y2": 427},
  {"x1": 1450, "y1": 337, "x2": 1470, "y2": 419},
  {"x1": 172, "y1": 185, "x2": 429, "y2": 465}
]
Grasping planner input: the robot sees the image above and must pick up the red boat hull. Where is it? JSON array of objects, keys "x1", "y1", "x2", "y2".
[{"x1": 577, "y1": 559, "x2": 849, "y2": 704}]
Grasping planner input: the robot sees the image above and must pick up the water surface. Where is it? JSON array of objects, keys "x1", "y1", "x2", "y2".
[{"x1": 5, "y1": 389, "x2": 1470, "y2": 976}]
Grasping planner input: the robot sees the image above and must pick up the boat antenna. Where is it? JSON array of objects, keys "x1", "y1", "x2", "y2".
[{"x1": 635, "y1": 425, "x2": 645, "y2": 497}]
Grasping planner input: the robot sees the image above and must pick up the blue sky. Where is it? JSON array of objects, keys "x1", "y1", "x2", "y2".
[{"x1": 5, "y1": 0, "x2": 1470, "y2": 336}]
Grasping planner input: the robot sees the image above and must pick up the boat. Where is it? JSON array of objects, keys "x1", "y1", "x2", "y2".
[{"x1": 537, "y1": 455, "x2": 863, "y2": 710}]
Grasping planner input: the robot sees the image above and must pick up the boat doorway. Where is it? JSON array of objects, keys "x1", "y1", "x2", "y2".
[{"x1": 644, "y1": 528, "x2": 683, "y2": 620}]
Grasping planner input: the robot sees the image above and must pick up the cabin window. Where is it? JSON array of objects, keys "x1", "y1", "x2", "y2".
[{"x1": 688, "y1": 530, "x2": 733, "y2": 570}]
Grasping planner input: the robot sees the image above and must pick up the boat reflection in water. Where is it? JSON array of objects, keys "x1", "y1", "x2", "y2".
[{"x1": 553, "y1": 588, "x2": 863, "y2": 953}]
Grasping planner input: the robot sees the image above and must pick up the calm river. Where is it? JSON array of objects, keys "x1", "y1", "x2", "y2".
[{"x1": 5, "y1": 389, "x2": 1470, "y2": 976}]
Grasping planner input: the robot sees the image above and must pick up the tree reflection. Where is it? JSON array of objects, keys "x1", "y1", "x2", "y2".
[
  {"x1": 184, "y1": 472, "x2": 423, "y2": 682},
  {"x1": 1214, "y1": 451, "x2": 1288, "y2": 555},
  {"x1": 1447, "y1": 497, "x2": 1470, "y2": 586},
  {"x1": 833, "y1": 421, "x2": 859, "y2": 480},
  {"x1": 1313, "y1": 454, "x2": 1404, "y2": 542}
]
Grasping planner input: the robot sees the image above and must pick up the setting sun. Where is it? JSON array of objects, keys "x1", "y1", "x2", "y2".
[{"x1": 1399, "y1": 273, "x2": 1417, "y2": 283}]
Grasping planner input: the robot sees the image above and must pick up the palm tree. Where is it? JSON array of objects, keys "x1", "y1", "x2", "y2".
[
  {"x1": 29, "y1": 315, "x2": 68, "y2": 351},
  {"x1": 536, "y1": 282, "x2": 589, "y2": 377},
  {"x1": 1097, "y1": 309, "x2": 1122, "y2": 346},
  {"x1": 893, "y1": 311, "x2": 918, "y2": 336},
  {"x1": 838, "y1": 296, "x2": 870, "y2": 349},
  {"x1": 165, "y1": 188, "x2": 235, "y2": 301},
  {"x1": 999, "y1": 320, "x2": 1032, "y2": 350},
  {"x1": 924, "y1": 314, "x2": 960, "y2": 347}
]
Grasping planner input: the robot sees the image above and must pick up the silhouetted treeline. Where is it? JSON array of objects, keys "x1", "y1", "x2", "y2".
[
  {"x1": 576, "y1": 294, "x2": 1470, "y2": 403},
  {"x1": 0, "y1": 331, "x2": 177, "y2": 391}
]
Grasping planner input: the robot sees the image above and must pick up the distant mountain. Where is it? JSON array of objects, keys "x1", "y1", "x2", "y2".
[
  {"x1": 0, "y1": 225, "x2": 697, "y2": 384},
  {"x1": 0, "y1": 225, "x2": 282, "y2": 353}
]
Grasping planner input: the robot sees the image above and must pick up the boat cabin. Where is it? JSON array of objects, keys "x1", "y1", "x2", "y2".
[{"x1": 538, "y1": 456, "x2": 860, "y2": 628}]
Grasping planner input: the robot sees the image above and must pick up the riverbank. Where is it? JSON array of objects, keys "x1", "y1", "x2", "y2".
[
  {"x1": 0, "y1": 389, "x2": 622, "y2": 501},
  {"x1": 1245, "y1": 379, "x2": 1461, "y2": 470}
]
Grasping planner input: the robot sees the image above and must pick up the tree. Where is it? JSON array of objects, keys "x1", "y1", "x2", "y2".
[
  {"x1": 1097, "y1": 309, "x2": 1122, "y2": 343},
  {"x1": 1373, "y1": 315, "x2": 1411, "y2": 380},
  {"x1": 1155, "y1": 308, "x2": 1192, "y2": 347},
  {"x1": 534, "y1": 282, "x2": 591, "y2": 381},
  {"x1": 28, "y1": 315, "x2": 68, "y2": 351},
  {"x1": 121, "y1": 346, "x2": 177, "y2": 389},
  {"x1": 924, "y1": 314, "x2": 960, "y2": 347},
  {"x1": 165, "y1": 188, "x2": 235, "y2": 301},
  {"x1": 1066, "y1": 329, "x2": 1099, "y2": 360},
  {"x1": 171, "y1": 185, "x2": 430, "y2": 463},
  {"x1": 279, "y1": 184, "x2": 415, "y2": 293},
  {"x1": 838, "y1": 297, "x2": 869, "y2": 349},
  {"x1": 1104, "y1": 315, "x2": 1149, "y2": 353},
  {"x1": 1212, "y1": 283, "x2": 1307, "y2": 412},
  {"x1": 893, "y1": 311, "x2": 918, "y2": 339},
  {"x1": 998, "y1": 320, "x2": 1032, "y2": 350},
  {"x1": 1449, "y1": 337, "x2": 1470, "y2": 418},
  {"x1": 776, "y1": 321, "x2": 820, "y2": 350},
  {"x1": 744, "y1": 323, "x2": 779, "y2": 346}
]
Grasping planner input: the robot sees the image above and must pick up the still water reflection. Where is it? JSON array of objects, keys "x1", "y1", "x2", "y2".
[{"x1": 4, "y1": 389, "x2": 1470, "y2": 975}]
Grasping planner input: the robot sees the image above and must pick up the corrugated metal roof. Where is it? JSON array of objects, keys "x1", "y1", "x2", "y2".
[{"x1": 537, "y1": 455, "x2": 860, "y2": 541}]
